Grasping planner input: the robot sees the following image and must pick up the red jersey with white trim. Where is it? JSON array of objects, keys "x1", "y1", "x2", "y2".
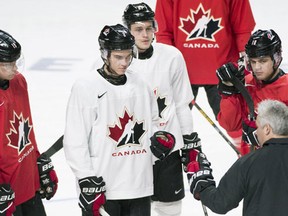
[
  {"x1": 218, "y1": 70, "x2": 288, "y2": 133},
  {"x1": 155, "y1": 0, "x2": 255, "y2": 85},
  {"x1": 0, "y1": 73, "x2": 40, "y2": 206}
]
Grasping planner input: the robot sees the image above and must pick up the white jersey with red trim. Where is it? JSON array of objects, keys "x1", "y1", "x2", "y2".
[
  {"x1": 64, "y1": 69, "x2": 159, "y2": 200},
  {"x1": 129, "y1": 42, "x2": 194, "y2": 151}
]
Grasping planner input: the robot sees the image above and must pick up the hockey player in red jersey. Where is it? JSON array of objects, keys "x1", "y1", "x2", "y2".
[
  {"x1": 154, "y1": 0, "x2": 255, "y2": 120},
  {"x1": 154, "y1": 0, "x2": 255, "y2": 151},
  {"x1": 0, "y1": 30, "x2": 58, "y2": 216},
  {"x1": 217, "y1": 29, "x2": 288, "y2": 155}
]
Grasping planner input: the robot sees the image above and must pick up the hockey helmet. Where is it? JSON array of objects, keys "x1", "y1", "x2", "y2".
[
  {"x1": 98, "y1": 24, "x2": 135, "y2": 51},
  {"x1": 122, "y1": 2, "x2": 156, "y2": 28},
  {"x1": 0, "y1": 30, "x2": 21, "y2": 62},
  {"x1": 245, "y1": 29, "x2": 282, "y2": 58}
]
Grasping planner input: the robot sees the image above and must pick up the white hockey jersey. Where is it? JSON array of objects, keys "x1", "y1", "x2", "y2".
[
  {"x1": 64, "y1": 69, "x2": 159, "y2": 200},
  {"x1": 129, "y1": 42, "x2": 194, "y2": 150}
]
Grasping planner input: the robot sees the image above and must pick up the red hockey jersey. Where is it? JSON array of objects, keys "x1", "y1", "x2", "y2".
[
  {"x1": 0, "y1": 73, "x2": 40, "y2": 206},
  {"x1": 155, "y1": 0, "x2": 255, "y2": 84},
  {"x1": 218, "y1": 71, "x2": 288, "y2": 133}
]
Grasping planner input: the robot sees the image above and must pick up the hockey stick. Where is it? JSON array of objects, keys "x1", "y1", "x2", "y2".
[
  {"x1": 230, "y1": 76, "x2": 255, "y2": 120},
  {"x1": 201, "y1": 202, "x2": 209, "y2": 216},
  {"x1": 191, "y1": 100, "x2": 241, "y2": 157},
  {"x1": 100, "y1": 206, "x2": 110, "y2": 216},
  {"x1": 44, "y1": 135, "x2": 64, "y2": 158}
]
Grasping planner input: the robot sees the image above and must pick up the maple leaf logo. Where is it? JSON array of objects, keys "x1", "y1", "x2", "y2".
[
  {"x1": 179, "y1": 3, "x2": 223, "y2": 42},
  {"x1": 6, "y1": 111, "x2": 33, "y2": 154},
  {"x1": 108, "y1": 108, "x2": 145, "y2": 148}
]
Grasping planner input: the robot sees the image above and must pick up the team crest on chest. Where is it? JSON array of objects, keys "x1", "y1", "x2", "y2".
[
  {"x1": 6, "y1": 111, "x2": 33, "y2": 155},
  {"x1": 179, "y1": 3, "x2": 223, "y2": 42},
  {"x1": 108, "y1": 108, "x2": 146, "y2": 148}
]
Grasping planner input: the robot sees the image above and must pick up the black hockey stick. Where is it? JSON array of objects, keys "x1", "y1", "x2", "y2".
[
  {"x1": 230, "y1": 76, "x2": 255, "y2": 121},
  {"x1": 191, "y1": 100, "x2": 241, "y2": 157},
  {"x1": 44, "y1": 135, "x2": 64, "y2": 158}
]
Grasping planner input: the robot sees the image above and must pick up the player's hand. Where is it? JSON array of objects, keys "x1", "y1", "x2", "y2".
[
  {"x1": 37, "y1": 153, "x2": 58, "y2": 200},
  {"x1": 78, "y1": 176, "x2": 106, "y2": 216},
  {"x1": 216, "y1": 62, "x2": 245, "y2": 83},
  {"x1": 0, "y1": 184, "x2": 15, "y2": 216},
  {"x1": 187, "y1": 151, "x2": 215, "y2": 200},
  {"x1": 216, "y1": 62, "x2": 245, "y2": 96},
  {"x1": 150, "y1": 131, "x2": 175, "y2": 160},
  {"x1": 181, "y1": 132, "x2": 202, "y2": 172}
]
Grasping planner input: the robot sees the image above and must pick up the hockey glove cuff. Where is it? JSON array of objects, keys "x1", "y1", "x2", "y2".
[
  {"x1": 150, "y1": 131, "x2": 175, "y2": 160},
  {"x1": 37, "y1": 153, "x2": 58, "y2": 200},
  {"x1": 187, "y1": 152, "x2": 215, "y2": 200},
  {"x1": 79, "y1": 176, "x2": 106, "y2": 216},
  {"x1": 0, "y1": 184, "x2": 15, "y2": 216},
  {"x1": 181, "y1": 132, "x2": 202, "y2": 172}
]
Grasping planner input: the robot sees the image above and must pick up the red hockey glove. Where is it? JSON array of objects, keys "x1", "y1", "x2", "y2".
[
  {"x1": 78, "y1": 176, "x2": 106, "y2": 216},
  {"x1": 181, "y1": 132, "x2": 202, "y2": 172},
  {"x1": 37, "y1": 153, "x2": 58, "y2": 200},
  {"x1": 150, "y1": 131, "x2": 175, "y2": 160},
  {"x1": 0, "y1": 184, "x2": 15, "y2": 216},
  {"x1": 187, "y1": 151, "x2": 215, "y2": 200}
]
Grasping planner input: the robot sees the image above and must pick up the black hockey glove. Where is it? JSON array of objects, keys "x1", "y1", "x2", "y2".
[
  {"x1": 79, "y1": 176, "x2": 106, "y2": 216},
  {"x1": 216, "y1": 62, "x2": 245, "y2": 96},
  {"x1": 37, "y1": 153, "x2": 58, "y2": 200},
  {"x1": 181, "y1": 132, "x2": 202, "y2": 172},
  {"x1": 0, "y1": 184, "x2": 15, "y2": 216},
  {"x1": 150, "y1": 131, "x2": 175, "y2": 160},
  {"x1": 242, "y1": 122, "x2": 260, "y2": 148},
  {"x1": 187, "y1": 151, "x2": 215, "y2": 200}
]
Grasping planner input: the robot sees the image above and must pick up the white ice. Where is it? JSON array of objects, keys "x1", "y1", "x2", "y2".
[{"x1": 0, "y1": 0, "x2": 287, "y2": 215}]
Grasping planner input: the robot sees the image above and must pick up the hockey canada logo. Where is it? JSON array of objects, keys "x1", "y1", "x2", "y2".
[
  {"x1": 6, "y1": 111, "x2": 33, "y2": 155},
  {"x1": 108, "y1": 108, "x2": 146, "y2": 148},
  {"x1": 179, "y1": 3, "x2": 223, "y2": 42}
]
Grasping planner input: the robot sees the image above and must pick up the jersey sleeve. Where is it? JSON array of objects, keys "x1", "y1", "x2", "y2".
[
  {"x1": 155, "y1": 0, "x2": 175, "y2": 45},
  {"x1": 171, "y1": 50, "x2": 194, "y2": 134},
  {"x1": 200, "y1": 159, "x2": 245, "y2": 214},
  {"x1": 64, "y1": 80, "x2": 96, "y2": 179},
  {"x1": 217, "y1": 94, "x2": 243, "y2": 132}
]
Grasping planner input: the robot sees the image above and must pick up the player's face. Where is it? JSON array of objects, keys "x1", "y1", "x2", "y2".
[
  {"x1": 130, "y1": 21, "x2": 155, "y2": 53},
  {"x1": 249, "y1": 56, "x2": 276, "y2": 81},
  {"x1": 108, "y1": 49, "x2": 133, "y2": 75},
  {"x1": 0, "y1": 61, "x2": 18, "y2": 80}
]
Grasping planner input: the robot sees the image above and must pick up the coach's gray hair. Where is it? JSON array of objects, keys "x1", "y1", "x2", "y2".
[{"x1": 257, "y1": 99, "x2": 288, "y2": 136}]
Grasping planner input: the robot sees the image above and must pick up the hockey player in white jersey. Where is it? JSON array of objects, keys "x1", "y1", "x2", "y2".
[
  {"x1": 64, "y1": 24, "x2": 177, "y2": 216},
  {"x1": 123, "y1": 3, "x2": 201, "y2": 216}
]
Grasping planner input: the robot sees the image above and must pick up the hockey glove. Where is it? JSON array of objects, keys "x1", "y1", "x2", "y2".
[
  {"x1": 79, "y1": 176, "x2": 106, "y2": 216},
  {"x1": 0, "y1": 184, "x2": 15, "y2": 216},
  {"x1": 216, "y1": 62, "x2": 245, "y2": 96},
  {"x1": 37, "y1": 153, "x2": 58, "y2": 200},
  {"x1": 242, "y1": 122, "x2": 260, "y2": 148},
  {"x1": 187, "y1": 151, "x2": 215, "y2": 200},
  {"x1": 150, "y1": 131, "x2": 175, "y2": 160},
  {"x1": 181, "y1": 132, "x2": 202, "y2": 172}
]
